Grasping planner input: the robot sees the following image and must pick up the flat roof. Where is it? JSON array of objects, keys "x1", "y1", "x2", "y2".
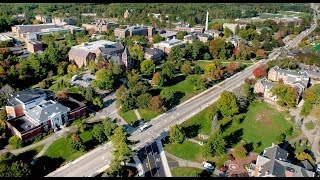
[
  {"x1": 71, "y1": 40, "x2": 118, "y2": 52},
  {"x1": 0, "y1": 34, "x2": 13, "y2": 41},
  {"x1": 8, "y1": 116, "x2": 37, "y2": 133}
]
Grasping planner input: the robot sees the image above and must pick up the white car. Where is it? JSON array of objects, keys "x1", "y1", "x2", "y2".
[
  {"x1": 316, "y1": 164, "x2": 320, "y2": 173},
  {"x1": 198, "y1": 141, "x2": 204, "y2": 146},
  {"x1": 203, "y1": 162, "x2": 214, "y2": 170}
]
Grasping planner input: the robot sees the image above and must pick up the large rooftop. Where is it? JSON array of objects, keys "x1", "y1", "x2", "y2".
[
  {"x1": 8, "y1": 88, "x2": 47, "y2": 104},
  {"x1": 70, "y1": 40, "x2": 119, "y2": 53},
  {"x1": 8, "y1": 115, "x2": 37, "y2": 133}
]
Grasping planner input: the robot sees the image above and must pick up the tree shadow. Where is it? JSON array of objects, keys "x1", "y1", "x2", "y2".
[
  {"x1": 197, "y1": 170, "x2": 212, "y2": 177},
  {"x1": 224, "y1": 128, "x2": 243, "y2": 148},
  {"x1": 164, "y1": 75, "x2": 186, "y2": 87},
  {"x1": 244, "y1": 142, "x2": 254, "y2": 152},
  {"x1": 104, "y1": 98, "x2": 115, "y2": 108},
  {"x1": 172, "y1": 91, "x2": 185, "y2": 107},
  {"x1": 220, "y1": 120, "x2": 233, "y2": 132},
  {"x1": 31, "y1": 156, "x2": 65, "y2": 177},
  {"x1": 149, "y1": 88, "x2": 161, "y2": 96},
  {"x1": 183, "y1": 124, "x2": 201, "y2": 138},
  {"x1": 13, "y1": 149, "x2": 38, "y2": 163},
  {"x1": 83, "y1": 138, "x2": 100, "y2": 151}
]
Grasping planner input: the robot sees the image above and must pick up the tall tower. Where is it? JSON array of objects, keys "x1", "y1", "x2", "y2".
[{"x1": 205, "y1": 11, "x2": 209, "y2": 31}]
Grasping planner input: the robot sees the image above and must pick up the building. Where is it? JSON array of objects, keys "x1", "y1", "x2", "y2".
[
  {"x1": 82, "y1": 20, "x2": 119, "y2": 33},
  {"x1": 35, "y1": 15, "x2": 52, "y2": 23},
  {"x1": 0, "y1": 34, "x2": 13, "y2": 43},
  {"x1": 159, "y1": 31, "x2": 177, "y2": 40},
  {"x1": 12, "y1": 24, "x2": 60, "y2": 39},
  {"x1": 114, "y1": 26, "x2": 155, "y2": 38},
  {"x1": 196, "y1": 33, "x2": 213, "y2": 43},
  {"x1": 153, "y1": 39, "x2": 185, "y2": 54},
  {"x1": 5, "y1": 89, "x2": 86, "y2": 141},
  {"x1": 62, "y1": 25, "x2": 85, "y2": 34},
  {"x1": 254, "y1": 78, "x2": 277, "y2": 101},
  {"x1": 223, "y1": 23, "x2": 246, "y2": 34},
  {"x1": 204, "y1": 30, "x2": 222, "y2": 38},
  {"x1": 12, "y1": 14, "x2": 27, "y2": 21},
  {"x1": 26, "y1": 41, "x2": 43, "y2": 53},
  {"x1": 68, "y1": 40, "x2": 133, "y2": 69},
  {"x1": 268, "y1": 66, "x2": 310, "y2": 91},
  {"x1": 143, "y1": 47, "x2": 164, "y2": 61},
  {"x1": 248, "y1": 144, "x2": 315, "y2": 177},
  {"x1": 52, "y1": 17, "x2": 77, "y2": 26},
  {"x1": 174, "y1": 26, "x2": 204, "y2": 33},
  {"x1": 26, "y1": 26, "x2": 84, "y2": 42},
  {"x1": 124, "y1": 10, "x2": 130, "y2": 19},
  {"x1": 81, "y1": 13, "x2": 97, "y2": 17},
  {"x1": 226, "y1": 36, "x2": 243, "y2": 48},
  {"x1": 183, "y1": 32, "x2": 213, "y2": 43},
  {"x1": 183, "y1": 34, "x2": 198, "y2": 43}
]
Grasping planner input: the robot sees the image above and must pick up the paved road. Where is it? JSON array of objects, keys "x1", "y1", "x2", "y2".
[{"x1": 46, "y1": 21, "x2": 317, "y2": 177}]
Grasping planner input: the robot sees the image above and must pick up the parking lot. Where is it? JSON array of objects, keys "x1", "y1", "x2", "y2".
[{"x1": 71, "y1": 72, "x2": 96, "y2": 88}]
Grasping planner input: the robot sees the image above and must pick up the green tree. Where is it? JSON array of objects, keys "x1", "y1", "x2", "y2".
[
  {"x1": 204, "y1": 52, "x2": 211, "y2": 60},
  {"x1": 223, "y1": 27, "x2": 233, "y2": 38},
  {"x1": 92, "y1": 68, "x2": 115, "y2": 90},
  {"x1": 92, "y1": 124, "x2": 107, "y2": 143},
  {"x1": 93, "y1": 96, "x2": 104, "y2": 109},
  {"x1": 103, "y1": 118, "x2": 117, "y2": 138},
  {"x1": 140, "y1": 59, "x2": 155, "y2": 74},
  {"x1": 234, "y1": 143, "x2": 247, "y2": 159},
  {"x1": 202, "y1": 131, "x2": 226, "y2": 157},
  {"x1": 129, "y1": 44, "x2": 144, "y2": 62},
  {"x1": 186, "y1": 74, "x2": 206, "y2": 90},
  {"x1": 8, "y1": 136, "x2": 22, "y2": 149},
  {"x1": 193, "y1": 65, "x2": 202, "y2": 74},
  {"x1": 69, "y1": 133, "x2": 85, "y2": 152},
  {"x1": 67, "y1": 64, "x2": 77, "y2": 75},
  {"x1": 88, "y1": 61, "x2": 97, "y2": 73},
  {"x1": 176, "y1": 31, "x2": 188, "y2": 40},
  {"x1": 160, "y1": 89, "x2": 175, "y2": 107},
  {"x1": 57, "y1": 61, "x2": 69, "y2": 76},
  {"x1": 167, "y1": 46, "x2": 184, "y2": 67},
  {"x1": 161, "y1": 63, "x2": 175, "y2": 80},
  {"x1": 111, "y1": 127, "x2": 134, "y2": 166},
  {"x1": 216, "y1": 91, "x2": 239, "y2": 117},
  {"x1": 271, "y1": 84, "x2": 297, "y2": 108},
  {"x1": 151, "y1": 72, "x2": 165, "y2": 87},
  {"x1": 169, "y1": 125, "x2": 186, "y2": 144},
  {"x1": 136, "y1": 93, "x2": 152, "y2": 109},
  {"x1": 152, "y1": 34, "x2": 165, "y2": 44},
  {"x1": 204, "y1": 63, "x2": 217, "y2": 80},
  {"x1": 180, "y1": 62, "x2": 192, "y2": 75}
]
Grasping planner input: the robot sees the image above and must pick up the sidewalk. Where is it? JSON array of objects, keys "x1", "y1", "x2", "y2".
[
  {"x1": 134, "y1": 109, "x2": 142, "y2": 120},
  {"x1": 156, "y1": 139, "x2": 172, "y2": 177}
]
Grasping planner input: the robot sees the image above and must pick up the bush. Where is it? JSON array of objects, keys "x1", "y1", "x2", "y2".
[
  {"x1": 234, "y1": 144, "x2": 247, "y2": 159},
  {"x1": 8, "y1": 136, "x2": 22, "y2": 149},
  {"x1": 276, "y1": 133, "x2": 286, "y2": 144},
  {"x1": 305, "y1": 122, "x2": 315, "y2": 130}
]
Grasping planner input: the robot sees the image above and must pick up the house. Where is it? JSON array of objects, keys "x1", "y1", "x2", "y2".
[
  {"x1": 82, "y1": 20, "x2": 119, "y2": 33},
  {"x1": 68, "y1": 40, "x2": 133, "y2": 69},
  {"x1": 114, "y1": 25, "x2": 155, "y2": 38},
  {"x1": 226, "y1": 36, "x2": 243, "y2": 48},
  {"x1": 223, "y1": 23, "x2": 246, "y2": 34},
  {"x1": 153, "y1": 39, "x2": 185, "y2": 54},
  {"x1": 254, "y1": 78, "x2": 277, "y2": 101},
  {"x1": 5, "y1": 89, "x2": 86, "y2": 141},
  {"x1": 143, "y1": 47, "x2": 164, "y2": 61},
  {"x1": 35, "y1": 15, "x2": 52, "y2": 23},
  {"x1": 196, "y1": 33, "x2": 213, "y2": 43},
  {"x1": 183, "y1": 34, "x2": 198, "y2": 43},
  {"x1": 204, "y1": 30, "x2": 222, "y2": 38},
  {"x1": 248, "y1": 144, "x2": 315, "y2": 177}
]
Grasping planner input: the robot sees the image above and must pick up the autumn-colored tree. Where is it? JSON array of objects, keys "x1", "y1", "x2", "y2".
[
  {"x1": 212, "y1": 22, "x2": 222, "y2": 31},
  {"x1": 67, "y1": 64, "x2": 78, "y2": 75},
  {"x1": 252, "y1": 66, "x2": 267, "y2": 78},
  {"x1": 180, "y1": 62, "x2": 192, "y2": 75},
  {"x1": 204, "y1": 63, "x2": 217, "y2": 80},
  {"x1": 295, "y1": 151, "x2": 315, "y2": 164},
  {"x1": 149, "y1": 96, "x2": 166, "y2": 113},
  {"x1": 226, "y1": 61, "x2": 238, "y2": 74},
  {"x1": 213, "y1": 68, "x2": 225, "y2": 80},
  {"x1": 216, "y1": 91, "x2": 239, "y2": 117},
  {"x1": 255, "y1": 49, "x2": 266, "y2": 60},
  {"x1": 56, "y1": 90, "x2": 68, "y2": 100},
  {"x1": 234, "y1": 143, "x2": 247, "y2": 159},
  {"x1": 151, "y1": 72, "x2": 164, "y2": 87},
  {"x1": 271, "y1": 84, "x2": 297, "y2": 108}
]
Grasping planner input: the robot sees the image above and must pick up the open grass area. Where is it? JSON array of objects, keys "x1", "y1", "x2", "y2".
[
  {"x1": 208, "y1": 18, "x2": 234, "y2": 29},
  {"x1": 171, "y1": 167, "x2": 203, "y2": 177},
  {"x1": 138, "y1": 109, "x2": 159, "y2": 122},
  {"x1": 164, "y1": 140, "x2": 204, "y2": 162},
  {"x1": 118, "y1": 110, "x2": 138, "y2": 124},
  {"x1": 223, "y1": 101, "x2": 295, "y2": 152},
  {"x1": 259, "y1": 11, "x2": 310, "y2": 19},
  {"x1": 305, "y1": 121, "x2": 315, "y2": 130}
]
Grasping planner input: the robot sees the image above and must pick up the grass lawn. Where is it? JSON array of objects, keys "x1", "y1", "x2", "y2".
[
  {"x1": 138, "y1": 109, "x2": 159, "y2": 122},
  {"x1": 305, "y1": 121, "x2": 315, "y2": 130},
  {"x1": 181, "y1": 105, "x2": 214, "y2": 135},
  {"x1": 118, "y1": 110, "x2": 138, "y2": 124},
  {"x1": 224, "y1": 101, "x2": 296, "y2": 152},
  {"x1": 164, "y1": 140, "x2": 204, "y2": 162},
  {"x1": 171, "y1": 167, "x2": 203, "y2": 177},
  {"x1": 208, "y1": 18, "x2": 234, "y2": 28}
]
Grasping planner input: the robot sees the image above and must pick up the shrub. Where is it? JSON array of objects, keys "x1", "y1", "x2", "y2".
[{"x1": 8, "y1": 136, "x2": 22, "y2": 149}]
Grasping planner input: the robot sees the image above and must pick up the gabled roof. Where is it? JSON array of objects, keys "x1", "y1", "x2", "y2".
[{"x1": 260, "y1": 78, "x2": 276, "y2": 89}]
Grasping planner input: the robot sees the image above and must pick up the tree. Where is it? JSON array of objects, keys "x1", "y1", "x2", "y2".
[
  {"x1": 204, "y1": 52, "x2": 211, "y2": 60},
  {"x1": 93, "y1": 96, "x2": 104, "y2": 109},
  {"x1": 149, "y1": 96, "x2": 166, "y2": 113},
  {"x1": 57, "y1": 61, "x2": 69, "y2": 76},
  {"x1": 169, "y1": 125, "x2": 186, "y2": 144},
  {"x1": 255, "y1": 49, "x2": 266, "y2": 60},
  {"x1": 92, "y1": 124, "x2": 107, "y2": 143},
  {"x1": 8, "y1": 136, "x2": 22, "y2": 149},
  {"x1": 180, "y1": 62, "x2": 192, "y2": 75},
  {"x1": 209, "y1": 37, "x2": 234, "y2": 60},
  {"x1": 92, "y1": 68, "x2": 115, "y2": 90},
  {"x1": 224, "y1": 27, "x2": 233, "y2": 38},
  {"x1": 295, "y1": 151, "x2": 315, "y2": 164},
  {"x1": 176, "y1": 31, "x2": 188, "y2": 40},
  {"x1": 103, "y1": 118, "x2": 117, "y2": 138},
  {"x1": 136, "y1": 93, "x2": 152, "y2": 109},
  {"x1": 226, "y1": 61, "x2": 238, "y2": 74},
  {"x1": 87, "y1": 61, "x2": 97, "y2": 73},
  {"x1": 152, "y1": 34, "x2": 165, "y2": 44},
  {"x1": 234, "y1": 143, "x2": 247, "y2": 159},
  {"x1": 160, "y1": 89, "x2": 175, "y2": 107},
  {"x1": 67, "y1": 64, "x2": 77, "y2": 75},
  {"x1": 129, "y1": 44, "x2": 144, "y2": 62},
  {"x1": 193, "y1": 65, "x2": 202, "y2": 74},
  {"x1": 276, "y1": 133, "x2": 286, "y2": 144},
  {"x1": 140, "y1": 60, "x2": 155, "y2": 74},
  {"x1": 202, "y1": 131, "x2": 226, "y2": 157},
  {"x1": 186, "y1": 74, "x2": 206, "y2": 90},
  {"x1": 271, "y1": 84, "x2": 297, "y2": 108},
  {"x1": 69, "y1": 133, "x2": 85, "y2": 152},
  {"x1": 111, "y1": 127, "x2": 134, "y2": 166},
  {"x1": 252, "y1": 66, "x2": 267, "y2": 78},
  {"x1": 216, "y1": 91, "x2": 239, "y2": 117},
  {"x1": 204, "y1": 63, "x2": 217, "y2": 80},
  {"x1": 151, "y1": 72, "x2": 165, "y2": 87},
  {"x1": 168, "y1": 46, "x2": 184, "y2": 67},
  {"x1": 161, "y1": 63, "x2": 175, "y2": 80},
  {"x1": 212, "y1": 23, "x2": 222, "y2": 31}
]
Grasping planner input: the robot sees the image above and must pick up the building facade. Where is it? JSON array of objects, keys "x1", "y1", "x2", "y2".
[
  {"x1": 82, "y1": 21, "x2": 119, "y2": 33},
  {"x1": 153, "y1": 39, "x2": 185, "y2": 54},
  {"x1": 114, "y1": 26, "x2": 155, "y2": 39}
]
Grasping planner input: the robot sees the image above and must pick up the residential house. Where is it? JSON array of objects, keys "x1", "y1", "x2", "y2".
[
  {"x1": 114, "y1": 25, "x2": 155, "y2": 38},
  {"x1": 143, "y1": 47, "x2": 164, "y2": 61},
  {"x1": 248, "y1": 144, "x2": 315, "y2": 177},
  {"x1": 153, "y1": 39, "x2": 185, "y2": 54},
  {"x1": 5, "y1": 89, "x2": 86, "y2": 141},
  {"x1": 68, "y1": 40, "x2": 133, "y2": 69},
  {"x1": 82, "y1": 20, "x2": 119, "y2": 33},
  {"x1": 204, "y1": 30, "x2": 222, "y2": 38}
]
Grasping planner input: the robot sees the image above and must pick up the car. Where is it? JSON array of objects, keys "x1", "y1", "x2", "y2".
[
  {"x1": 198, "y1": 141, "x2": 204, "y2": 146},
  {"x1": 316, "y1": 164, "x2": 320, "y2": 173},
  {"x1": 203, "y1": 162, "x2": 214, "y2": 170},
  {"x1": 139, "y1": 124, "x2": 149, "y2": 132}
]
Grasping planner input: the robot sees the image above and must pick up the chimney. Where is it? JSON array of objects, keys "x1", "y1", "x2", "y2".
[{"x1": 205, "y1": 11, "x2": 209, "y2": 31}]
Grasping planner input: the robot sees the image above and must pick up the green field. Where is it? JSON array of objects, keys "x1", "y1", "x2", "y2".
[
  {"x1": 208, "y1": 18, "x2": 234, "y2": 30},
  {"x1": 164, "y1": 140, "x2": 204, "y2": 162},
  {"x1": 138, "y1": 109, "x2": 159, "y2": 122},
  {"x1": 259, "y1": 11, "x2": 310, "y2": 19},
  {"x1": 305, "y1": 121, "x2": 315, "y2": 130},
  {"x1": 118, "y1": 110, "x2": 138, "y2": 124},
  {"x1": 171, "y1": 167, "x2": 203, "y2": 177}
]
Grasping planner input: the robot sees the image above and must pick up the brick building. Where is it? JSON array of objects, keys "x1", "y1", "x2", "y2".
[
  {"x1": 114, "y1": 26, "x2": 155, "y2": 39},
  {"x1": 82, "y1": 20, "x2": 119, "y2": 33}
]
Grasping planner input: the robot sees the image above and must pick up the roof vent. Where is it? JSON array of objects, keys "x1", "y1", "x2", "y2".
[
  {"x1": 56, "y1": 107, "x2": 59, "y2": 110},
  {"x1": 45, "y1": 112, "x2": 48, "y2": 114}
]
